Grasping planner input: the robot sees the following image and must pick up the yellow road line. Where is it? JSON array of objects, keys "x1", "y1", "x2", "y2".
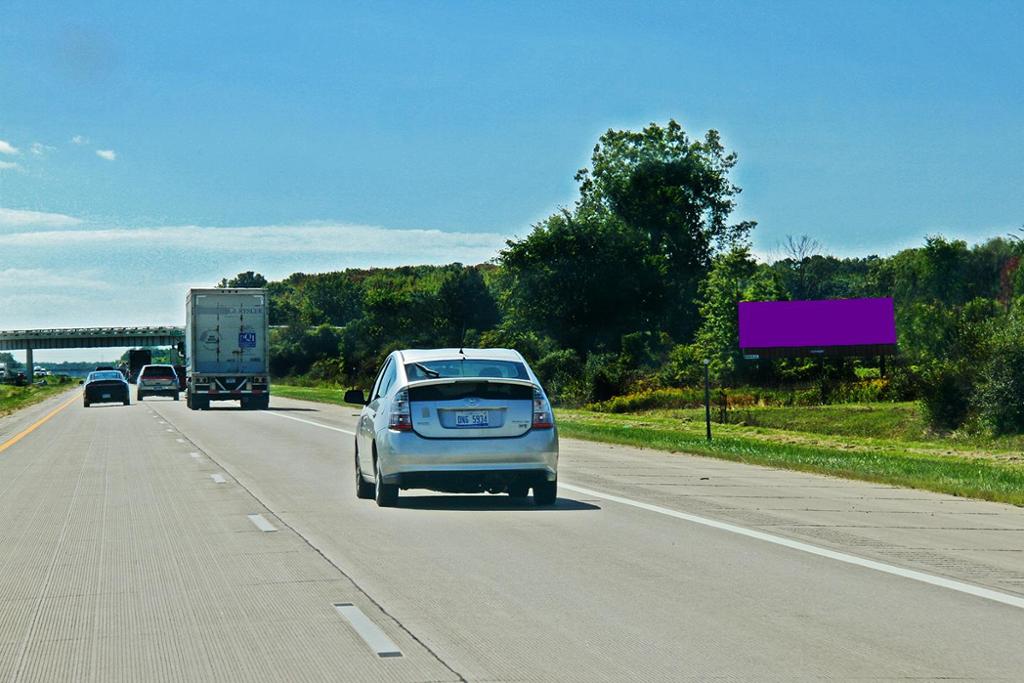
[{"x1": 0, "y1": 391, "x2": 80, "y2": 455}]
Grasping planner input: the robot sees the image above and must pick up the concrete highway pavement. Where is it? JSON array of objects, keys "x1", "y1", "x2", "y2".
[{"x1": 2, "y1": 390, "x2": 1023, "y2": 681}]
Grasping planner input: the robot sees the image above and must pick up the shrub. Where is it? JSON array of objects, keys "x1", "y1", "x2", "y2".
[
  {"x1": 307, "y1": 357, "x2": 348, "y2": 384},
  {"x1": 533, "y1": 349, "x2": 586, "y2": 405},
  {"x1": 584, "y1": 353, "x2": 633, "y2": 403},
  {"x1": 973, "y1": 318, "x2": 1024, "y2": 434},
  {"x1": 918, "y1": 362, "x2": 973, "y2": 430},
  {"x1": 659, "y1": 344, "x2": 703, "y2": 386}
]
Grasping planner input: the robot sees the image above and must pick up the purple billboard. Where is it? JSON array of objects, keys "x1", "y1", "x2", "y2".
[{"x1": 738, "y1": 297, "x2": 897, "y2": 357}]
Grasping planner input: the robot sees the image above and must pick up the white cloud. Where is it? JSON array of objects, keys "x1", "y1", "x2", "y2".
[
  {"x1": 71, "y1": 135, "x2": 88, "y2": 145},
  {"x1": 95, "y1": 149, "x2": 116, "y2": 161},
  {"x1": 30, "y1": 142, "x2": 56, "y2": 156},
  {"x1": 0, "y1": 219, "x2": 512, "y2": 332},
  {"x1": 0, "y1": 268, "x2": 112, "y2": 291},
  {"x1": 0, "y1": 222, "x2": 508, "y2": 260},
  {"x1": 0, "y1": 139, "x2": 19, "y2": 155},
  {"x1": 0, "y1": 161, "x2": 21, "y2": 171},
  {"x1": 0, "y1": 207, "x2": 83, "y2": 227}
]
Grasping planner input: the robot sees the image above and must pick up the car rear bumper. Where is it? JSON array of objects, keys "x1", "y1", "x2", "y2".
[
  {"x1": 84, "y1": 388, "x2": 128, "y2": 403},
  {"x1": 377, "y1": 427, "x2": 558, "y2": 486},
  {"x1": 138, "y1": 386, "x2": 179, "y2": 396}
]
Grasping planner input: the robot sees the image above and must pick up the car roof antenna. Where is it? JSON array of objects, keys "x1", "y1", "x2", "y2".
[{"x1": 458, "y1": 323, "x2": 466, "y2": 356}]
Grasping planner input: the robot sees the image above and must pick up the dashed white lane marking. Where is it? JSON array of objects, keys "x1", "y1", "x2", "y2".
[
  {"x1": 211, "y1": 474, "x2": 226, "y2": 484},
  {"x1": 261, "y1": 410, "x2": 356, "y2": 435},
  {"x1": 559, "y1": 483, "x2": 1024, "y2": 611},
  {"x1": 190, "y1": 452, "x2": 201, "y2": 459},
  {"x1": 247, "y1": 513, "x2": 277, "y2": 532},
  {"x1": 333, "y1": 603, "x2": 402, "y2": 658},
  {"x1": 158, "y1": 421, "x2": 166, "y2": 424},
  {"x1": 165, "y1": 429, "x2": 174, "y2": 433},
  {"x1": 176, "y1": 438, "x2": 185, "y2": 443}
]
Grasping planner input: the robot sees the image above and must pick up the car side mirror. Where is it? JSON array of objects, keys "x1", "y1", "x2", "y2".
[
  {"x1": 344, "y1": 389, "x2": 367, "y2": 405},
  {"x1": 78, "y1": 380, "x2": 84, "y2": 385}
]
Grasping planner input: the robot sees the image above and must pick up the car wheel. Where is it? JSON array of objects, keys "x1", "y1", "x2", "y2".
[
  {"x1": 509, "y1": 483, "x2": 529, "y2": 498},
  {"x1": 83, "y1": 400, "x2": 90, "y2": 408},
  {"x1": 173, "y1": 393, "x2": 179, "y2": 401},
  {"x1": 137, "y1": 393, "x2": 144, "y2": 401},
  {"x1": 374, "y1": 454, "x2": 398, "y2": 507},
  {"x1": 355, "y1": 451, "x2": 374, "y2": 499},
  {"x1": 123, "y1": 398, "x2": 130, "y2": 406},
  {"x1": 533, "y1": 479, "x2": 557, "y2": 506}
]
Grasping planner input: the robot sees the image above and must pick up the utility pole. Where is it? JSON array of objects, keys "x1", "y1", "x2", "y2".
[{"x1": 703, "y1": 358, "x2": 712, "y2": 441}]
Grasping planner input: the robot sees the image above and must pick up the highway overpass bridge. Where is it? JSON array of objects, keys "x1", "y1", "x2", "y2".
[{"x1": 0, "y1": 326, "x2": 184, "y2": 377}]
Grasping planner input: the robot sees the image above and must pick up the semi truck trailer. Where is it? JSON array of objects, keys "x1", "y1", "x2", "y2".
[
  {"x1": 127, "y1": 349, "x2": 152, "y2": 383},
  {"x1": 185, "y1": 288, "x2": 270, "y2": 410}
]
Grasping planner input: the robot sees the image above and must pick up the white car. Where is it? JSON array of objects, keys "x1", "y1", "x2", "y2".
[
  {"x1": 136, "y1": 364, "x2": 181, "y2": 401},
  {"x1": 346, "y1": 348, "x2": 559, "y2": 507}
]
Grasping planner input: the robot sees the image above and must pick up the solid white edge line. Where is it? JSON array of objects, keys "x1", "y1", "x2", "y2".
[
  {"x1": 270, "y1": 409, "x2": 1022, "y2": 610},
  {"x1": 560, "y1": 483, "x2": 1024, "y2": 610},
  {"x1": 211, "y1": 474, "x2": 226, "y2": 484},
  {"x1": 333, "y1": 603, "x2": 403, "y2": 658},
  {"x1": 261, "y1": 410, "x2": 356, "y2": 435},
  {"x1": 247, "y1": 513, "x2": 277, "y2": 532}
]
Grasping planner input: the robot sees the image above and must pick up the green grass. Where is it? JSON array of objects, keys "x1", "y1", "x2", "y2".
[
  {"x1": 661, "y1": 402, "x2": 1024, "y2": 453},
  {"x1": 272, "y1": 383, "x2": 352, "y2": 406},
  {"x1": 556, "y1": 409, "x2": 1024, "y2": 507},
  {"x1": 0, "y1": 378, "x2": 74, "y2": 417},
  {"x1": 269, "y1": 382, "x2": 1024, "y2": 506}
]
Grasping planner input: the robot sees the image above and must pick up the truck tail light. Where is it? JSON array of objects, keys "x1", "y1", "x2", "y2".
[
  {"x1": 532, "y1": 388, "x2": 553, "y2": 429},
  {"x1": 388, "y1": 389, "x2": 413, "y2": 431}
]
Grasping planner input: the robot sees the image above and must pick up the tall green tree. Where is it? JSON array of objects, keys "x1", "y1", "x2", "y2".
[
  {"x1": 691, "y1": 247, "x2": 783, "y2": 382},
  {"x1": 501, "y1": 120, "x2": 753, "y2": 350}
]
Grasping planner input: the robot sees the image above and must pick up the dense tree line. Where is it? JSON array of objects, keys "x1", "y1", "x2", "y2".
[{"x1": 222, "y1": 120, "x2": 1024, "y2": 434}]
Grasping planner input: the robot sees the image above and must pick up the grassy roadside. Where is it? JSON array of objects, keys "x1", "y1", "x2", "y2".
[
  {"x1": 0, "y1": 379, "x2": 75, "y2": 418},
  {"x1": 270, "y1": 382, "x2": 1024, "y2": 506},
  {"x1": 272, "y1": 383, "x2": 350, "y2": 406},
  {"x1": 557, "y1": 409, "x2": 1024, "y2": 507}
]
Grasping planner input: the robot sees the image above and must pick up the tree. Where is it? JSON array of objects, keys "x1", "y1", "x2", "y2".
[
  {"x1": 500, "y1": 120, "x2": 753, "y2": 350},
  {"x1": 576, "y1": 121, "x2": 754, "y2": 341},
  {"x1": 435, "y1": 266, "x2": 500, "y2": 346},
  {"x1": 972, "y1": 312, "x2": 1024, "y2": 434},
  {"x1": 217, "y1": 271, "x2": 269, "y2": 288},
  {"x1": 499, "y1": 209, "x2": 663, "y2": 352},
  {"x1": 690, "y1": 247, "x2": 783, "y2": 382}
]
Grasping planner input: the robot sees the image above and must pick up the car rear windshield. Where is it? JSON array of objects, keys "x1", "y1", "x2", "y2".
[
  {"x1": 141, "y1": 367, "x2": 176, "y2": 379},
  {"x1": 409, "y1": 382, "x2": 533, "y2": 402},
  {"x1": 90, "y1": 371, "x2": 123, "y2": 381},
  {"x1": 404, "y1": 359, "x2": 529, "y2": 381}
]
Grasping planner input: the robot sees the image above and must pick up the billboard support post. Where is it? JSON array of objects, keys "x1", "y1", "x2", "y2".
[{"x1": 703, "y1": 359, "x2": 712, "y2": 441}]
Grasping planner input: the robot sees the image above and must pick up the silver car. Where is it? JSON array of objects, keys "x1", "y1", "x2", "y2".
[
  {"x1": 346, "y1": 348, "x2": 559, "y2": 507},
  {"x1": 136, "y1": 364, "x2": 181, "y2": 401}
]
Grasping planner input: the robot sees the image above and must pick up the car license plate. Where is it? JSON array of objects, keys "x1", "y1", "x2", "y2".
[
  {"x1": 101, "y1": 393, "x2": 111, "y2": 399},
  {"x1": 455, "y1": 410, "x2": 489, "y2": 427}
]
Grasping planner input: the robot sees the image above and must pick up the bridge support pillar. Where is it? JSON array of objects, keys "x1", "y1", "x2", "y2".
[{"x1": 25, "y1": 346, "x2": 33, "y2": 382}]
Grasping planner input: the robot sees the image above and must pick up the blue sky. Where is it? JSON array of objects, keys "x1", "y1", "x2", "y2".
[{"x1": 1, "y1": 0, "x2": 1022, "y2": 360}]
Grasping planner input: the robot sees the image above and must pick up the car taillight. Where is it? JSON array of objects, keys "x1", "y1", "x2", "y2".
[
  {"x1": 388, "y1": 389, "x2": 413, "y2": 431},
  {"x1": 533, "y1": 388, "x2": 553, "y2": 429}
]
